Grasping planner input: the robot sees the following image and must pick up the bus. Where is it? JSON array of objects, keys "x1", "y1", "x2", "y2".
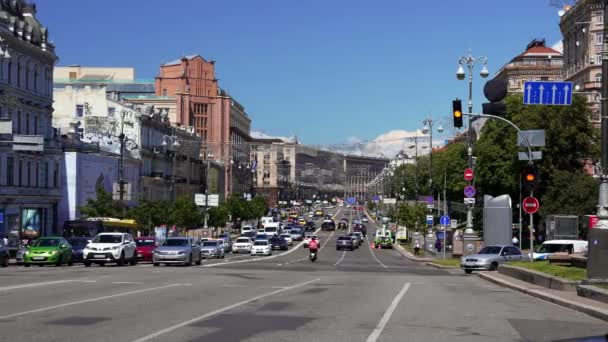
[{"x1": 63, "y1": 217, "x2": 138, "y2": 238}]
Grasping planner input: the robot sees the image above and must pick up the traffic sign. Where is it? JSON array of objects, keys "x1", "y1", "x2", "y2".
[
  {"x1": 464, "y1": 185, "x2": 476, "y2": 198},
  {"x1": 464, "y1": 198, "x2": 476, "y2": 204},
  {"x1": 523, "y1": 81, "x2": 572, "y2": 106},
  {"x1": 440, "y1": 215, "x2": 450, "y2": 226},
  {"x1": 450, "y1": 219, "x2": 458, "y2": 229},
  {"x1": 426, "y1": 215, "x2": 434, "y2": 226},
  {"x1": 522, "y1": 196, "x2": 540, "y2": 214},
  {"x1": 464, "y1": 168, "x2": 474, "y2": 181}
]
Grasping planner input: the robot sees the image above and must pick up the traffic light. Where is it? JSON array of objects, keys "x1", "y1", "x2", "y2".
[
  {"x1": 482, "y1": 79, "x2": 508, "y2": 116},
  {"x1": 452, "y1": 99, "x2": 463, "y2": 128},
  {"x1": 522, "y1": 164, "x2": 539, "y2": 192}
]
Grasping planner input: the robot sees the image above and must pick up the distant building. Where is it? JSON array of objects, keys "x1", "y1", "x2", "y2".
[
  {"x1": 250, "y1": 134, "x2": 296, "y2": 208},
  {"x1": 494, "y1": 39, "x2": 563, "y2": 93}
]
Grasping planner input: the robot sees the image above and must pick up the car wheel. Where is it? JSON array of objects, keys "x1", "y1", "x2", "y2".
[
  {"x1": 84, "y1": 261, "x2": 91, "y2": 267},
  {"x1": 67, "y1": 256, "x2": 73, "y2": 266},
  {"x1": 489, "y1": 262, "x2": 499, "y2": 271},
  {"x1": 195, "y1": 257, "x2": 202, "y2": 266},
  {"x1": 117, "y1": 252, "x2": 125, "y2": 266},
  {"x1": 465, "y1": 269, "x2": 473, "y2": 274},
  {"x1": 186, "y1": 254, "x2": 193, "y2": 266},
  {"x1": 1, "y1": 255, "x2": 8, "y2": 267},
  {"x1": 24, "y1": 263, "x2": 31, "y2": 267},
  {"x1": 129, "y1": 253, "x2": 137, "y2": 266},
  {"x1": 153, "y1": 262, "x2": 160, "y2": 267},
  {"x1": 55, "y1": 255, "x2": 63, "y2": 267}
]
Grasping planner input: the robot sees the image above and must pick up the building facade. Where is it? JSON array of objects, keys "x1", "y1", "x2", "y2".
[
  {"x1": 0, "y1": 1, "x2": 62, "y2": 245},
  {"x1": 250, "y1": 137, "x2": 296, "y2": 208},
  {"x1": 560, "y1": 0, "x2": 604, "y2": 125}
]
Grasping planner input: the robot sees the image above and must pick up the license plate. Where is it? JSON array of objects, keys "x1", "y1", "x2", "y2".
[
  {"x1": 32, "y1": 256, "x2": 44, "y2": 260},
  {"x1": 94, "y1": 255, "x2": 105, "y2": 259}
]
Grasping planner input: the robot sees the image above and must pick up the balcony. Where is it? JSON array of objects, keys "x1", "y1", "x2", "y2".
[{"x1": 584, "y1": 81, "x2": 602, "y2": 90}]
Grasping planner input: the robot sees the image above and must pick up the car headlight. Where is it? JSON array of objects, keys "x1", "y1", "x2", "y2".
[
  {"x1": 111, "y1": 246, "x2": 120, "y2": 250},
  {"x1": 50, "y1": 250, "x2": 57, "y2": 255},
  {"x1": 24, "y1": 250, "x2": 29, "y2": 255}
]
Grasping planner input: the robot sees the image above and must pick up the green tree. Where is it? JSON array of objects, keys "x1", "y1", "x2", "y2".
[
  {"x1": 127, "y1": 200, "x2": 171, "y2": 230},
  {"x1": 540, "y1": 170, "x2": 598, "y2": 216},
  {"x1": 225, "y1": 193, "x2": 246, "y2": 222},
  {"x1": 249, "y1": 196, "x2": 268, "y2": 219},
  {"x1": 208, "y1": 205, "x2": 230, "y2": 228},
  {"x1": 169, "y1": 196, "x2": 202, "y2": 230},
  {"x1": 78, "y1": 185, "x2": 125, "y2": 218},
  {"x1": 395, "y1": 203, "x2": 426, "y2": 231}
]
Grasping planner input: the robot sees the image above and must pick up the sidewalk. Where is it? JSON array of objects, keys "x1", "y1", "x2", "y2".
[
  {"x1": 394, "y1": 242, "x2": 434, "y2": 262},
  {"x1": 478, "y1": 271, "x2": 608, "y2": 322}
]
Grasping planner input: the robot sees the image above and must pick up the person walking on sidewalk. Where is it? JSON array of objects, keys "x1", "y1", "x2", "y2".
[{"x1": 414, "y1": 241, "x2": 420, "y2": 256}]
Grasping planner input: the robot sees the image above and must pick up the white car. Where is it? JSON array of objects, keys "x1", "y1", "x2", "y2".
[
  {"x1": 250, "y1": 240, "x2": 272, "y2": 256},
  {"x1": 233, "y1": 237, "x2": 253, "y2": 254},
  {"x1": 83, "y1": 233, "x2": 137, "y2": 267},
  {"x1": 241, "y1": 225, "x2": 255, "y2": 235},
  {"x1": 362, "y1": 217, "x2": 369, "y2": 223},
  {"x1": 279, "y1": 234, "x2": 293, "y2": 246},
  {"x1": 303, "y1": 234, "x2": 319, "y2": 248}
]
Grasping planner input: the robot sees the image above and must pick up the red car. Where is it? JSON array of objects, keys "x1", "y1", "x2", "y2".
[{"x1": 135, "y1": 237, "x2": 156, "y2": 262}]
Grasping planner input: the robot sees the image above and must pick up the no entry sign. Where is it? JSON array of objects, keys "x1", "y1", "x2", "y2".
[
  {"x1": 522, "y1": 196, "x2": 540, "y2": 214},
  {"x1": 464, "y1": 168, "x2": 474, "y2": 181}
]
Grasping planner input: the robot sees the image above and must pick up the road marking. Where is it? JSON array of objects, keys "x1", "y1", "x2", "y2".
[
  {"x1": 112, "y1": 281, "x2": 143, "y2": 285},
  {"x1": 366, "y1": 282, "x2": 411, "y2": 342},
  {"x1": 221, "y1": 284, "x2": 247, "y2": 288},
  {"x1": 0, "y1": 279, "x2": 91, "y2": 291},
  {"x1": 367, "y1": 237, "x2": 388, "y2": 269},
  {"x1": 334, "y1": 251, "x2": 346, "y2": 266},
  {"x1": 132, "y1": 278, "x2": 320, "y2": 342},
  {"x1": 0, "y1": 284, "x2": 187, "y2": 320}
]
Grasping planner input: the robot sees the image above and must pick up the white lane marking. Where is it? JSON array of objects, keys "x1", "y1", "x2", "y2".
[
  {"x1": 112, "y1": 281, "x2": 143, "y2": 285},
  {"x1": 334, "y1": 211, "x2": 353, "y2": 266},
  {"x1": 202, "y1": 208, "x2": 343, "y2": 268},
  {"x1": 221, "y1": 284, "x2": 247, "y2": 288},
  {"x1": 79, "y1": 280, "x2": 97, "y2": 283},
  {"x1": 367, "y1": 237, "x2": 388, "y2": 269},
  {"x1": 334, "y1": 251, "x2": 346, "y2": 266},
  {"x1": 0, "y1": 284, "x2": 187, "y2": 320},
  {"x1": 0, "y1": 279, "x2": 89, "y2": 291},
  {"x1": 366, "y1": 282, "x2": 411, "y2": 342},
  {"x1": 132, "y1": 278, "x2": 320, "y2": 342}
]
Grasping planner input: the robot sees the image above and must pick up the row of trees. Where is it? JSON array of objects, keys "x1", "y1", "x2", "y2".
[
  {"x1": 383, "y1": 94, "x2": 599, "y2": 231},
  {"x1": 79, "y1": 186, "x2": 268, "y2": 231}
]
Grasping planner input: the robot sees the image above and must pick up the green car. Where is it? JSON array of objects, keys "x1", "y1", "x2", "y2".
[{"x1": 24, "y1": 237, "x2": 73, "y2": 267}]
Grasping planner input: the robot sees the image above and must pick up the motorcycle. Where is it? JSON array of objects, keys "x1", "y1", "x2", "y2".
[{"x1": 309, "y1": 250, "x2": 317, "y2": 262}]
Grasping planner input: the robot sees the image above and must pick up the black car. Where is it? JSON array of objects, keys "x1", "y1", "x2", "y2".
[
  {"x1": 242, "y1": 231, "x2": 257, "y2": 239},
  {"x1": 67, "y1": 237, "x2": 90, "y2": 263},
  {"x1": 354, "y1": 224, "x2": 367, "y2": 236},
  {"x1": 336, "y1": 236, "x2": 354, "y2": 251},
  {"x1": 304, "y1": 221, "x2": 316, "y2": 232},
  {"x1": 269, "y1": 237, "x2": 289, "y2": 250},
  {"x1": 321, "y1": 220, "x2": 336, "y2": 231},
  {"x1": 338, "y1": 221, "x2": 348, "y2": 230}
]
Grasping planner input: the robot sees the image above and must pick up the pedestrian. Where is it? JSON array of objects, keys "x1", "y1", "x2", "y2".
[
  {"x1": 512, "y1": 235, "x2": 519, "y2": 247},
  {"x1": 435, "y1": 239, "x2": 441, "y2": 252},
  {"x1": 414, "y1": 241, "x2": 420, "y2": 256}
]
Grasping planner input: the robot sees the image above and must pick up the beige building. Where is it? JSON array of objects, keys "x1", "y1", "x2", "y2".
[
  {"x1": 560, "y1": 0, "x2": 605, "y2": 125},
  {"x1": 494, "y1": 39, "x2": 563, "y2": 92},
  {"x1": 55, "y1": 66, "x2": 135, "y2": 83}
]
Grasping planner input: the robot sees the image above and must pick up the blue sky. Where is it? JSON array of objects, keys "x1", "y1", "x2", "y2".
[{"x1": 38, "y1": 0, "x2": 563, "y2": 147}]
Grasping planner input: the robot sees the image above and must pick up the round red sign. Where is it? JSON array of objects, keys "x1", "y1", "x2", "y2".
[
  {"x1": 464, "y1": 168, "x2": 474, "y2": 181},
  {"x1": 522, "y1": 196, "x2": 540, "y2": 214}
]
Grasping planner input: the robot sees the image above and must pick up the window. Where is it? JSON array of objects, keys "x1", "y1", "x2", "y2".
[
  {"x1": 540, "y1": 76, "x2": 549, "y2": 81},
  {"x1": 34, "y1": 70, "x2": 37, "y2": 91},
  {"x1": 25, "y1": 65, "x2": 29, "y2": 89},
  {"x1": 17, "y1": 63, "x2": 21, "y2": 87},
  {"x1": 597, "y1": 13, "x2": 604, "y2": 24},
  {"x1": 43, "y1": 162, "x2": 48, "y2": 187},
  {"x1": 6, "y1": 157, "x2": 13, "y2": 186},
  {"x1": 35, "y1": 162, "x2": 39, "y2": 188},
  {"x1": 26, "y1": 161, "x2": 30, "y2": 187},
  {"x1": 7, "y1": 61, "x2": 11, "y2": 84},
  {"x1": 162, "y1": 88, "x2": 167, "y2": 96},
  {"x1": 597, "y1": 54, "x2": 602, "y2": 65},
  {"x1": 16, "y1": 111, "x2": 21, "y2": 133},
  {"x1": 25, "y1": 113, "x2": 29, "y2": 135},
  {"x1": 108, "y1": 107, "x2": 115, "y2": 117},
  {"x1": 597, "y1": 33, "x2": 604, "y2": 45},
  {"x1": 76, "y1": 104, "x2": 83, "y2": 117},
  {"x1": 53, "y1": 162, "x2": 59, "y2": 188},
  {"x1": 18, "y1": 160, "x2": 22, "y2": 187},
  {"x1": 33, "y1": 115, "x2": 37, "y2": 135}
]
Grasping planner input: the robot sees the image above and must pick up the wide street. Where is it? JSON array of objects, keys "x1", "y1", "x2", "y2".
[{"x1": 0, "y1": 208, "x2": 605, "y2": 342}]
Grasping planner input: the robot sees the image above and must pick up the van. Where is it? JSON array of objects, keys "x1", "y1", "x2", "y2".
[
  {"x1": 241, "y1": 225, "x2": 254, "y2": 235},
  {"x1": 260, "y1": 217, "x2": 275, "y2": 228},
  {"x1": 264, "y1": 222, "x2": 281, "y2": 236},
  {"x1": 532, "y1": 240, "x2": 588, "y2": 260}
]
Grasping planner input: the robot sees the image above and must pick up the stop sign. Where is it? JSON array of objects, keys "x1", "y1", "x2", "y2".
[
  {"x1": 522, "y1": 196, "x2": 540, "y2": 214},
  {"x1": 464, "y1": 168, "x2": 474, "y2": 181}
]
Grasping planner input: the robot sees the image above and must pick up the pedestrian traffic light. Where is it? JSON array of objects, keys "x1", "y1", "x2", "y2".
[
  {"x1": 453, "y1": 99, "x2": 463, "y2": 128},
  {"x1": 522, "y1": 164, "x2": 539, "y2": 192},
  {"x1": 482, "y1": 79, "x2": 508, "y2": 116}
]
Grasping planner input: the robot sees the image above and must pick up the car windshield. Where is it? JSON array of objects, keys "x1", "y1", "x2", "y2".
[
  {"x1": 478, "y1": 246, "x2": 503, "y2": 255},
  {"x1": 136, "y1": 239, "x2": 155, "y2": 247},
  {"x1": 236, "y1": 238, "x2": 250, "y2": 243},
  {"x1": 33, "y1": 239, "x2": 61, "y2": 247},
  {"x1": 265, "y1": 227, "x2": 277, "y2": 232},
  {"x1": 338, "y1": 237, "x2": 352, "y2": 241},
  {"x1": 280, "y1": 234, "x2": 290, "y2": 238},
  {"x1": 163, "y1": 239, "x2": 189, "y2": 246},
  {"x1": 92, "y1": 235, "x2": 122, "y2": 244},
  {"x1": 254, "y1": 241, "x2": 268, "y2": 246},
  {"x1": 67, "y1": 239, "x2": 88, "y2": 248},
  {"x1": 203, "y1": 241, "x2": 219, "y2": 247},
  {"x1": 537, "y1": 244, "x2": 573, "y2": 253}
]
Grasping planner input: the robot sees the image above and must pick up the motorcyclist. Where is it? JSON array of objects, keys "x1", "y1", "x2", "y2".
[{"x1": 308, "y1": 236, "x2": 319, "y2": 258}]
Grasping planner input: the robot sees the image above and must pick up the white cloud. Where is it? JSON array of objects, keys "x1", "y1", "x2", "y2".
[{"x1": 551, "y1": 40, "x2": 563, "y2": 54}]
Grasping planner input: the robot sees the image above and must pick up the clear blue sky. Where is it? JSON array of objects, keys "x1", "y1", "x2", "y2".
[{"x1": 38, "y1": 0, "x2": 563, "y2": 146}]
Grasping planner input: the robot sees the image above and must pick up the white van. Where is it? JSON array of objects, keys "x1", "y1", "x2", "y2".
[
  {"x1": 241, "y1": 225, "x2": 254, "y2": 235},
  {"x1": 532, "y1": 240, "x2": 588, "y2": 260},
  {"x1": 264, "y1": 222, "x2": 281, "y2": 236},
  {"x1": 260, "y1": 217, "x2": 275, "y2": 228}
]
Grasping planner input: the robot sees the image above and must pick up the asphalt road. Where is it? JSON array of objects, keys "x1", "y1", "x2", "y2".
[{"x1": 0, "y1": 208, "x2": 606, "y2": 342}]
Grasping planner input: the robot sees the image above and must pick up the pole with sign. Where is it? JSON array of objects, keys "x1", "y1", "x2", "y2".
[
  {"x1": 440, "y1": 215, "x2": 450, "y2": 260},
  {"x1": 522, "y1": 195, "x2": 540, "y2": 262}
]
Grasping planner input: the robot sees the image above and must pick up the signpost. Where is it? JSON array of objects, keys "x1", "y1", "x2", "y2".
[
  {"x1": 439, "y1": 215, "x2": 450, "y2": 260},
  {"x1": 464, "y1": 185, "x2": 476, "y2": 198},
  {"x1": 440, "y1": 215, "x2": 450, "y2": 226},
  {"x1": 195, "y1": 194, "x2": 219, "y2": 207},
  {"x1": 523, "y1": 195, "x2": 540, "y2": 262},
  {"x1": 426, "y1": 215, "x2": 433, "y2": 226},
  {"x1": 464, "y1": 168, "x2": 474, "y2": 181},
  {"x1": 464, "y1": 198, "x2": 476, "y2": 204},
  {"x1": 523, "y1": 81, "x2": 572, "y2": 106}
]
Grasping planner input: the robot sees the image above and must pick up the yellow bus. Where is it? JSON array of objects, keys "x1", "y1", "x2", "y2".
[{"x1": 63, "y1": 217, "x2": 138, "y2": 238}]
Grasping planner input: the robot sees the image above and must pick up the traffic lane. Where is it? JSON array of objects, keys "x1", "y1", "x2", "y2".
[
  {"x1": 373, "y1": 273, "x2": 608, "y2": 342},
  {"x1": 0, "y1": 268, "x2": 320, "y2": 342}
]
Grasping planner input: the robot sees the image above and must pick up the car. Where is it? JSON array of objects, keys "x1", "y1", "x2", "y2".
[
  {"x1": 354, "y1": 224, "x2": 367, "y2": 237},
  {"x1": 242, "y1": 231, "x2": 257, "y2": 239},
  {"x1": 321, "y1": 220, "x2": 336, "y2": 231},
  {"x1": 67, "y1": 237, "x2": 91, "y2": 263},
  {"x1": 83, "y1": 233, "x2": 137, "y2": 267},
  {"x1": 347, "y1": 233, "x2": 362, "y2": 248},
  {"x1": 290, "y1": 228, "x2": 304, "y2": 241},
  {"x1": 0, "y1": 240, "x2": 9, "y2": 267},
  {"x1": 336, "y1": 236, "x2": 355, "y2": 251},
  {"x1": 133, "y1": 237, "x2": 156, "y2": 262},
  {"x1": 304, "y1": 221, "x2": 316, "y2": 232},
  {"x1": 362, "y1": 217, "x2": 369, "y2": 223},
  {"x1": 351, "y1": 231, "x2": 364, "y2": 244},
  {"x1": 279, "y1": 233, "x2": 293, "y2": 246},
  {"x1": 263, "y1": 225, "x2": 280, "y2": 237},
  {"x1": 233, "y1": 237, "x2": 253, "y2": 254},
  {"x1": 241, "y1": 225, "x2": 255, "y2": 235},
  {"x1": 269, "y1": 236, "x2": 289, "y2": 250},
  {"x1": 460, "y1": 245, "x2": 525, "y2": 274},
  {"x1": 303, "y1": 234, "x2": 319, "y2": 248},
  {"x1": 218, "y1": 234, "x2": 233, "y2": 253},
  {"x1": 255, "y1": 233, "x2": 270, "y2": 241},
  {"x1": 250, "y1": 240, "x2": 272, "y2": 256},
  {"x1": 152, "y1": 237, "x2": 201, "y2": 266},
  {"x1": 324, "y1": 214, "x2": 333, "y2": 220},
  {"x1": 23, "y1": 237, "x2": 73, "y2": 267},
  {"x1": 200, "y1": 240, "x2": 225, "y2": 259},
  {"x1": 532, "y1": 240, "x2": 588, "y2": 260}
]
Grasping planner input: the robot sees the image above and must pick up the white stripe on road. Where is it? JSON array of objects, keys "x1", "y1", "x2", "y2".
[
  {"x1": 333, "y1": 251, "x2": 346, "y2": 266},
  {"x1": 132, "y1": 278, "x2": 320, "y2": 342},
  {"x1": 367, "y1": 237, "x2": 388, "y2": 269},
  {"x1": 0, "y1": 279, "x2": 91, "y2": 291},
  {"x1": 334, "y1": 211, "x2": 353, "y2": 266},
  {"x1": 0, "y1": 284, "x2": 188, "y2": 320},
  {"x1": 112, "y1": 281, "x2": 143, "y2": 285},
  {"x1": 366, "y1": 282, "x2": 411, "y2": 342}
]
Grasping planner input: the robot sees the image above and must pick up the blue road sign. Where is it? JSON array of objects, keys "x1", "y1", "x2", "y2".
[
  {"x1": 523, "y1": 81, "x2": 572, "y2": 106},
  {"x1": 426, "y1": 215, "x2": 434, "y2": 226},
  {"x1": 440, "y1": 215, "x2": 450, "y2": 226},
  {"x1": 464, "y1": 185, "x2": 476, "y2": 198},
  {"x1": 0, "y1": 212, "x2": 3, "y2": 223},
  {"x1": 347, "y1": 197, "x2": 356, "y2": 205}
]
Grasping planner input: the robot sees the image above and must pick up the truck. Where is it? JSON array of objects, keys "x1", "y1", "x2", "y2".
[
  {"x1": 396, "y1": 226, "x2": 407, "y2": 243},
  {"x1": 373, "y1": 229, "x2": 393, "y2": 249}
]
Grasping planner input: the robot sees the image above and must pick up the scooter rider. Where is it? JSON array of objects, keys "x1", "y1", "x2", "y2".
[{"x1": 308, "y1": 236, "x2": 319, "y2": 258}]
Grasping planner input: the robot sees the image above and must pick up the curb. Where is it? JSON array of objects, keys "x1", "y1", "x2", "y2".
[
  {"x1": 394, "y1": 243, "x2": 433, "y2": 262},
  {"x1": 426, "y1": 262, "x2": 459, "y2": 269},
  {"x1": 478, "y1": 272, "x2": 608, "y2": 322}
]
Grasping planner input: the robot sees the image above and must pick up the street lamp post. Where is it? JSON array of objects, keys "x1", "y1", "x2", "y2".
[
  {"x1": 161, "y1": 132, "x2": 180, "y2": 202},
  {"x1": 457, "y1": 53, "x2": 489, "y2": 234},
  {"x1": 203, "y1": 152, "x2": 214, "y2": 229}
]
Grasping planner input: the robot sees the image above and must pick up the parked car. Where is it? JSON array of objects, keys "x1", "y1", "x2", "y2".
[
  {"x1": 200, "y1": 240, "x2": 225, "y2": 259},
  {"x1": 233, "y1": 237, "x2": 253, "y2": 254},
  {"x1": 279, "y1": 233, "x2": 293, "y2": 246},
  {"x1": 152, "y1": 237, "x2": 201, "y2": 266},
  {"x1": 83, "y1": 233, "x2": 137, "y2": 267},
  {"x1": 0, "y1": 241, "x2": 9, "y2": 267},
  {"x1": 67, "y1": 237, "x2": 91, "y2": 263},
  {"x1": 460, "y1": 245, "x2": 525, "y2": 274},
  {"x1": 269, "y1": 236, "x2": 289, "y2": 251},
  {"x1": 250, "y1": 240, "x2": 272, "y2": 256},
  {"x1": 532, "y1": 240, "x2": 588, "y2": 260},
  {"x1": 347, "y1": 233, "x2": 362, "y2": 248},
  {"x1": 336, "y1": 236, "x2": 355, "y2": 251},
  {"x1": 132, "y1": 236, "x2": 156, "y2": 262},
  {"x1": 321, "y1": 220, "x2": 336, "y2": 231},
  {"x1": 24, "y1": 237, "x2": 73, "y2": 267}
]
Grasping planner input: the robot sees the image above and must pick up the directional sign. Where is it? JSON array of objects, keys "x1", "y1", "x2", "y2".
[
  {"x1": 523, "y1": 81, "x2": 572, "y2": 106},
  {"x1": 522, "y1": 196, "x2": 540, "y2": 214},
  {"x1": 440, "y1": 215, "x2": 450, "y2": 226},
  {"x1": 464, "y1": 185, "x2": 476, "y2": 198},
  {"x1": 450, "y1": 219, "x2": 458, "y2": 229},
  {"x1": 464, "y1": 168, "x2": 474, "y2": 181}
]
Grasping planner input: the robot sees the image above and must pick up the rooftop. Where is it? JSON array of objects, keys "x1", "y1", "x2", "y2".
[
  {"x1": 54, "y1": 78, "x2": 154, "y2": 85},
  {"x1": 163, "y1": 55, "x2": 202, "y2": 66},
  {"x1": 121, "y1": 95, "x2": 176, "y2": 100}
]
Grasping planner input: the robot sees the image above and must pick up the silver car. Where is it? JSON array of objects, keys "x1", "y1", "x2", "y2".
[
  {"x1": 153, "y1": 237, "x2": 201, "y2": 266},
  {"x1": 460, "y1": 245, "x2": 525, "y2": 274},
  {"x1": 200, "y1": 240, "x2": 225, "y2": 259}
]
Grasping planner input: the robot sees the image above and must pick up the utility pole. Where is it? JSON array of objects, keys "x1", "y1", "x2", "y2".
[{"x1": 203, "y1": 157, "x2": 210, "y2": 229}]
